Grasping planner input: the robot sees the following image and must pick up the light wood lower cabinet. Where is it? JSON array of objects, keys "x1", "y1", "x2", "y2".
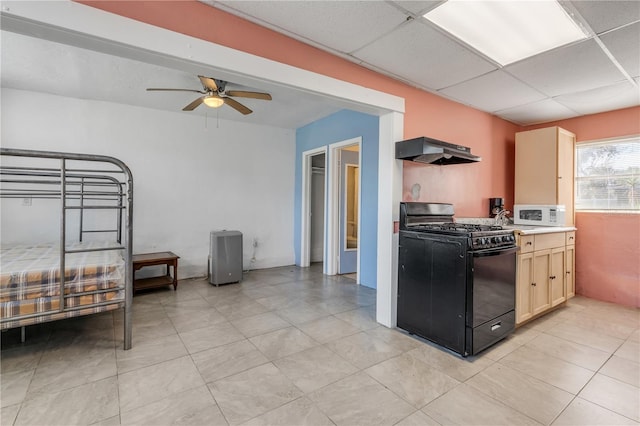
[
  {"x1": 515, "y1": 230, "x2": 575, "y2": 325},
  {"x1": 566, "y1": 244, "x2": 575, "y2": 298},
  {"x1": 532, "y1": 249, "x2": 553, "y2": 315},
  {"x1": 516, "y1": 252, "x2": 534, "y2": 323},
  {"x1": 550, "y1": 247, "x2": 567, "y2": 307}
]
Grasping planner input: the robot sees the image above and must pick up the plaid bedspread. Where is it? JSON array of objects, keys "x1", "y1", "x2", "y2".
[{"x1": 0, "y1": 242, "x2": 125, "y2": 329}]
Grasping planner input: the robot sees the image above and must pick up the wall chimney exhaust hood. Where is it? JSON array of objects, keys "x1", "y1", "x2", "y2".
[{"x1": 396, "y1": 137, "x2": 481, "y2": 165}]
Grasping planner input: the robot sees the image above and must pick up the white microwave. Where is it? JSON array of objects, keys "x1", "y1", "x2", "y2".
[{"x1": 513, "y1": 205, "x2": 567, "y2": 226}]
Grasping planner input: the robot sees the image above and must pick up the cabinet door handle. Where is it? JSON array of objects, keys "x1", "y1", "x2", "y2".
[
  {"x1": 526, "y1": 242, "x2": 532, "y2": 246},
  {"x1": 550, "y1": 275, "x2": 556, "y2": 280},
  {"x1": 569, "y1": 236, "x2": 574, "y2": 240},
  {"x1": 566, "y1": 271, "x2": 571, "y2": 275},
  {"x1": 532, "y1": 282, "x2": 537, "y2": 286}
]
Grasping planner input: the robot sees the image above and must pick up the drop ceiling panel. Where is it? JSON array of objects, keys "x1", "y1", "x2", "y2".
[
  {"x1": 438, "y1": 70, "x2": 546, "y2": 113},
  {"x1": 201, "y1": 0, "x2": 639, "y2": 125},
  {"x1": 353, "y1": 20, "x2": 496, "y2": 90},
  {"x1": 212, "y1": 0, "x2": 408, "y2": 53},
  {"x1": 496, "y1": 98, "x2": 580, "y2": 125},
  {"x1": 505, "y1": 39, "x2": 626, "y2": 97},
  {"x1": 391, "y1": 0, "x2": 442, "y2": 15},
  {"x1": 569, "y1": 0, "x2": 640, "y2": 35},
  {"x1": 6, "y1": 1, "x2": 639, "y2": 129},
  {"x1": 600, "y1": 22, "x2": 640, "y2": 78},
  {"x1": 554, "y1": 79, "x2": 640, "y2": 115}
]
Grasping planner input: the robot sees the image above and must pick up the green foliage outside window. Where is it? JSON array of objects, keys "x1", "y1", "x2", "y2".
[{"x1": 576, "y1": 136, "x2": 640, "y2": 210}]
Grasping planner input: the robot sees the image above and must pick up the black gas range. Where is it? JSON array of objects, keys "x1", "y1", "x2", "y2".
[{"x1": 397, "y1": 202, "x2": 517, "y2": 357}]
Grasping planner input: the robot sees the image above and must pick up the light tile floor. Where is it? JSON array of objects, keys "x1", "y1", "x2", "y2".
[{"x1": 1, "y1": 264, "x2": 638, "y2": 425}]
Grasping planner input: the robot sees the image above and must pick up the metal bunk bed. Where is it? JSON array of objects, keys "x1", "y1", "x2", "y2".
[{"x1": 0, "y1": 148, "x2": 133, "y2": 350}]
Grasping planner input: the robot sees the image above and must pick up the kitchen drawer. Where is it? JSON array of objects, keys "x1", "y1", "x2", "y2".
[
  {"x1": 566, "y1": 231, "x2": 576, "y2": 246},
  {"x1": 472, "y1": 310, "x2": 515, "y2": 355},
  {"x1": 534, "y1": 232, "x2": 566, "y2": 250},
  {"x1": 518, "y1": 235, "x2": 535, "y2": 253}
]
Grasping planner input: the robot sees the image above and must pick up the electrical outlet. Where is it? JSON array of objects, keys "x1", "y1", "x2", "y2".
[{"x1": 22, "y1": 197, "x2": 32, "y2": 206}]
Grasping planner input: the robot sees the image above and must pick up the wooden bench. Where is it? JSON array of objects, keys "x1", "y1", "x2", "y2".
[{"x1": 132, "y1": 251, "x2": 179, "y2": 293}]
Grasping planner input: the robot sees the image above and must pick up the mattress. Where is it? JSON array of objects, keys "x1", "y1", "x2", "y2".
[{"x1": 0, "y1": 241, "x2": 125, "y2": 328}]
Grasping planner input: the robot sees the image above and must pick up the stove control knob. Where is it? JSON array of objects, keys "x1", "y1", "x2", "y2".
[{"x1": 492, "y1": 237, "x2": 500, "y2": 243}]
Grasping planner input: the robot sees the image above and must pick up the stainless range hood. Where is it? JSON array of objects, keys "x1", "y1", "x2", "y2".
[{"x1": 396, "y1": 136, "x2": 481, "y2": 165}]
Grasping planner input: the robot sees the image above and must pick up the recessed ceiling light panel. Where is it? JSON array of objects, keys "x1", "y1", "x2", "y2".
[{"x1": 424, "y1": 0, "x2": 588, "y2": 66}]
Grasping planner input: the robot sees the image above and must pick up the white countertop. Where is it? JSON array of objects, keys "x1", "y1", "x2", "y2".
[
  {"x1": 504, "y1": 225, "x2": 577, "y2": 235},
  {"x1": 456, "y1": 218, "x2": 576, "y2": 234}
]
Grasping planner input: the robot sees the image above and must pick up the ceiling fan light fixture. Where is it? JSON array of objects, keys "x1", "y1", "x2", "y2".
[{"x1": 203, "y1": 96, "x2": 224, "y2": 108}]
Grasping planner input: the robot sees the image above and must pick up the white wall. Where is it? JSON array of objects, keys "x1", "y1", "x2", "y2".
[{"x1": 1, "y1": 89, "x2": 296, "y2": 278}]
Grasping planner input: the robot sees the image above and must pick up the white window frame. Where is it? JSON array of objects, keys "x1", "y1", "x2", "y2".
[{"x1": 575, "y1": 134, "x2": 640, "y2": 212}]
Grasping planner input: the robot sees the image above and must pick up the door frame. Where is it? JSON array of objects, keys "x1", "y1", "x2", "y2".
[
  {"x1": 300, "y1": 146, "x2": 327, "y2": 268},
  {"x1": 327, "y1": 137, "x2": 362, "y2": 281}
]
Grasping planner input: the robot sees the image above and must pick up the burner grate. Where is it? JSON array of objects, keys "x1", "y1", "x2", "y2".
[{"x1": 410, "y1": 222, "x2": 503, "y2": 233}]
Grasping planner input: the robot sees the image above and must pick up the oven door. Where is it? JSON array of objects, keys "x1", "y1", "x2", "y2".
[{"x1": 468, "y1": 246, "x2": 517, "y2": 355}]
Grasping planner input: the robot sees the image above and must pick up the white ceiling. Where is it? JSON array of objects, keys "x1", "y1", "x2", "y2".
[
  {"x1": 206, "y1": 0, "x2": 640, "y2": 125},
  {"x1": 1, "y1": 1, "x2": 639, "y2": 128},
  {"x1": 0, "y1": 28, "x2": 348, "y2": 129}
]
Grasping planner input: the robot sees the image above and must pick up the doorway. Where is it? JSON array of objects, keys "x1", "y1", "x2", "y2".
[
  {"x1": 300, "y1": 147, "x2": 327, "y2": 269},
  {"x1": 338, "y1": 145, "x2": 360, "y2": 275},
  {"x1": 310, "y1": 153, "x2": 326, "y2": 265},
  {"x1": 300, "y1": 138, "x2": 361, "y2": 282},
  {"x1": 326, "y1": 137, "x2": 362, "y2": 282}
]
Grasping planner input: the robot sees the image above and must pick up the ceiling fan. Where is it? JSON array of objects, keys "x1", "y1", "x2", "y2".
[{"x1": 146, "y1": 75, "x2": 272, "y2": 115}]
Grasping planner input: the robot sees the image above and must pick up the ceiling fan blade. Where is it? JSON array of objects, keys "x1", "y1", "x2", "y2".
[
  {"x1": 224, "y1": 97, "x2": 252, "y2": 115},
  {"x1": 147, "y1": 88, "x2": 205, "y2": 93},
  {"x1": 182, "y1": 96, "x2": 205, "y2": 111},
  {"x1": 198, "y1": 76, "x2": 218, "y2": 92},
  {"x1": 226, "y1": 90, "x2": 272, "y2": 101}
]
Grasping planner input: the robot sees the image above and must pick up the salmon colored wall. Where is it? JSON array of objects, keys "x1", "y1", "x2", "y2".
[
  {"x1": 77, "y1": 0, "x2": 519, "y2": 218},
  {"x1": 574, "y1": 213, "x2": 639, "y2": 307},
  {"x1": 536, "y1": 106, "x2": 640, "y2": 307},
  {"x1": 524, "y1": 106, "x2": 640, "y2": 141}
]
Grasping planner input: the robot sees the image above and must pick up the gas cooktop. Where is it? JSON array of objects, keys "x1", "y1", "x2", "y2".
[
  {"x1": 408, "y1": 222, "x2": 504, "y2": 233},
  {"x1": 399, "y1": 202, "x2": 516, "y2": 250}
]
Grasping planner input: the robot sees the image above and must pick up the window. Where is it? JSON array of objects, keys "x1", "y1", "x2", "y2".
[{"x1": 576, "y1": 136, "x2": 640, "y2": 211}]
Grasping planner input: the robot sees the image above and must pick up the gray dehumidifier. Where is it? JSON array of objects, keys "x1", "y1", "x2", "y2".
[{"x1": 208, "y1": 230, "x2": 243, "y2": 286}]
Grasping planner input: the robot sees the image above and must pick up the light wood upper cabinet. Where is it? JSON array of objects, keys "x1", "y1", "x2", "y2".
[{"x1": 515, "y1": 126, "x2": 576, "y2": 225}]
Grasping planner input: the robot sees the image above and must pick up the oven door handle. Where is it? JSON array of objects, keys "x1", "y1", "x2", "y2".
[{"x1": 472, "y1": 246, "x2": 519, "y2": 257}]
